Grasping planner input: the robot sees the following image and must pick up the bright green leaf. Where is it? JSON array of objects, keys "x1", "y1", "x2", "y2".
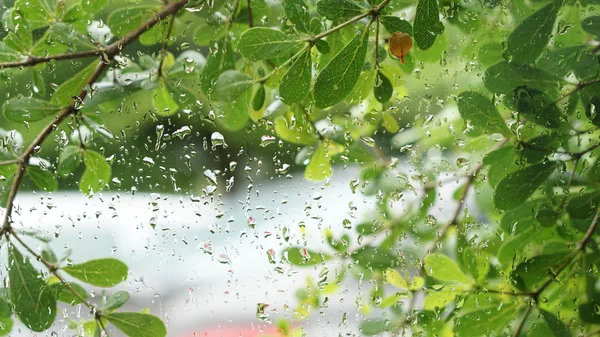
[
  {"x1": 212, "y1": 70, "x2": 254, "y2": 102},
  {"x1": 454, "y1": 304, "x2": 516, "y2": 337},
  {"x1": 152, "y1": 81, "x2": 179, "y2": 116},
  {"x1": 274, "y1": 110, "x2": 319, "y2": 145},
  {"x1": 58, "y1": 145, "x2": 82, "y2": 176},
  {"x1": 284, "y1": 247, "x2": 329, "y2": 265},
  {"x1": 104, "y1": 312, "x2": 166, "y2": 337},
  {"x1": 63, "y1": 258, "x2": 128, "y2": 287},
  {"x1": 102, "y1": 291, "x2": 130, "y2": 312},
  {"x1": 424, "y1": 253, "x2": 473, "y2": 284},
  {"x1": 352, "y1": 246, "x2": 400, "y2": 270},
  {"x1": 305, "y1": 141, "x2": 332, "y2": 181},
  {"x1": 80, "y1": 150, "x2": 111, "y2": 195}
]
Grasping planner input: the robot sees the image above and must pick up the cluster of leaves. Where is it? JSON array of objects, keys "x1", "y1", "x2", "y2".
[{"x1": 0, "y1": 0, "x2": 599, "y2": 336}]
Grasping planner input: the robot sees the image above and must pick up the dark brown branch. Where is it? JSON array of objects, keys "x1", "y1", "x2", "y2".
[
  {"x1": 247, "y1": 0, "x2": 254, "y2": 27},
  {"x1": 0, "y1": 50, "x2": 100, "y2": 69}
]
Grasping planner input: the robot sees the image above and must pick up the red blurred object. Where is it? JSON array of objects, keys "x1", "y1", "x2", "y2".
[{"x1": 181, "y1": 326, "x2": 280, "y2": 337}]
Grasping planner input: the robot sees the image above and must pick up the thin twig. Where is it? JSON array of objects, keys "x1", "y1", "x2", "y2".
[
  {"x1": 374, "y1": 17, "x2": 380, "y2": 69},
  {"x1": 532, "y1": 206, "x2": 600, "y2": 298},
  {"x1": 0, "y1": 50, "x2": 100, "y2": 69},
  {"x1": 585, "y1": 327, "x2": 600, "y2": 337},
  {"x1": 157, "y1": 13, "x2": 177, "y2": 77},
  {"x1": 247, "y1": 0, "x2": 253, "y2": 27},
  {"x1": 553, "y1": 78, "x2": 600, "y2": 104},
  {"x1": 512, "y1": 303, "x2": 533, "y2": 337},
  {"x1": 0, "y1": 159, "x2": 19, "y2": 166},
  {"x1": 556, "y1": 157, "x2": 579, "y2": 213}
]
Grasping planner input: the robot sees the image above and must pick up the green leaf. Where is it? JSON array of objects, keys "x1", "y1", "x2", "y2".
[
  {"x1": 380, "y1": 16, "x2": 412, "y2": 35},
  {"x1": 461, "y1": 248, "x2": 490, "y2": 284},
  {"x1": 26, "y1": 166, "x2": 58, "y2": 192},
  {"x1": 506, "y1": 2, "x2": 561, "y2": 64},
  {"x1": 2, "y1": 97, "x2": 61, "y2": 123},
  {"x1": 31, "y1": 68, "x2": 45, "y2": 96},
  {"x1": 484, "y1": 61, "x2": 561, "y2": 104},
  {"x1": 283, "y1": 0, "x2": 310, "y2": 33},
  {"x1": 424, "y1": 253, "x2": 473, "y2": 284},
  {"x1": 200, "y1": 39, "x2": 236, "y2": 95},
  {"x1": 494, "y1": 162, "x2": 556, "y2": 211},
  {"x1": 582, "y1": 16, "x2": 600, "y2": 36},
  {"x1": 80, "y1": 150, "x2": 111, "y2": 195},
  {"x1": 360, "y1": 319, "x2": 387, "y2": 335},
  {"x1": 540, "y1": 310, "x2": 572, "y2": 337},
  {"x1": 456, "y1": 91, "x2": 509, "y2": 135},
  {"x1": 152, "y1": 81, "x2": 179, "y2": 116},
  {"x1": 51, "y1": 60, "x2": 99, "y2": 107},
  {"x1": 284, "y1": 247, "x2": 329, "y2": 265},
  {"x1": 252, "y1": 85, "x2": 266, "y2": 111},
  {"x1": 81, "y1": 0, "x2": 107, "y2": 13},
  {"x1": 102, "y1": 291, "x2": 130, "y2": 312},
  {"x1": 274, "y1": 110, "x2": 319, "y2": 145},
  {"x1": 497, "y1": 228, "x2": 535, "y2": 265},
  {"x1": 0, "y1": 317, "x2": 12, "y2": 336},
  {"x1": 511, "y1": 253, "x2": 565, "y2": 291},
  {"x1": 382, "y1": 112, "x2": 399, "y2": 133},
  {"x1": 212, "y1": 70, "x2": 254, "y2": 102},
  {"x1": 315, "y1": 40, "x2": 330, "y2": 54},
  {"x1": 567, "y1": 192, "x2": 600, "y2": 220},
  {"x1": 107, "y1": 5, "x2": 157, "y2": 38},
  {"x1": 238, "y1": 27, "x2": 298, "y2": 61},
  {"x1": 14, "y1": 0, "x2": 54, "y2": 28},
  {"x1": 314, "y1": 28, "x2": 369, "y2": 109},
  {"x1": 279, "y1": 49, "x2": 312, "y2": 105},
  {"x1": 50, "y1": 282, "x2": 88, "y2": 305},
  {"x1": 413, "y1": 0, "x2": 444, "y2": 50},
  {"x1": 62, "y1": 258, "x2": 128, "y2": 287},
  {"x1": 514, "y1": 86, "x2": 563, "y2": 129},
  {"x1": 374, "y1": 71, "x2": 393, "y2": 104},
  {"x1": 8, "y1": 245, "x2": 57, "y2": 332},
  {"x1": 352, "y1": 246, "x2": 400, "y2": 270},
  {"x1": 215, "y1": 88, "x2": 251, "y2": 131},
  {"x1": 317, "y1": 0, "x2": 363, "y2": 21},
  {"x1": 305, "y1": 141, "x2": 332, "y2": 181},
  {"x1": 0, "y1": 294, "x2": 10, "y2": 318},
  {"x1": 58, "y1": 145, "x2": 82, "y2": 176},
  {"x1": 104, "y1": 312, "x2": 166, "y2": 337},
  {"x1": 454, "y1": 304, "x2": 516, "y2": 337}
]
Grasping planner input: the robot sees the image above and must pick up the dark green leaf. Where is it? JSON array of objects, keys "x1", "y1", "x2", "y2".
[
  {"x1": 102, "y1": 291, "x2": 130, "y2": 312},
  {"x1": 484, "y1": 61, "x2": 561, "y2": 103},
  {"x1": 212, "y1": 70, "x2": 254, "y2": 102},
  {"x1": 81, "y1": 0, "x2": 107, "y2": 13},
  {"x1": 500, "y1": 199, "x2": 547, "y2": 234},
  {"x1": 104, "y1": 312, "x2": 166, "y2": 337},
  {"x1": 380, "y1": 16, "x2": 412, "y2": 35},
  {"x1": 26, "y1": 166, "x2": 58, "y2": 192},
  {"x1": 51, "y1": 60, "x2": 99, "y2": 107},
  {"x1": 497, "y1": 228, "x2": 535, "y2": 265},
  {"x1": 315, "y1": 40, "x2": 330, "y2": 54},
  {"x1": 413, "y1": 0, "x2": 444, "y2": 50},
  {"x1": 280, "y1": 49, "x2": 312, "y2": 105},
  {"x1": 456, "y1": 91, "x2": 510, "y2": 135},
  {"x1": 2, "y1": 97, "x2": 61, "y2": 123},
  {"x1": 538, "y1": 45, "x2": 589, "y2": 79},
  {"x1": 352, "y1": 246, "x2": 399, "y2": 270},
  {"x1": 506, "y1": 2, "x2": 561, "y2": 64},
  {"x1": 582, "y1": 16, "x2": 600, "y2": 36},
  {"x1": 567, "y1": 192, "x2": 599, "y2": 220},
  {"x1": 314, "y1": 29, "x2": 369, "y2": 109},
  {"x1": 284, "y1": 247, "x2": 329, "y2": 265},
  {"x1": 217, "y1": 88, "x2": 251, "y2": 131},
  {"x1": 317, "y1": 0, "x2": 363, "y2": 21},
  {"x1": 374, "y1": 71, "x2": 393, "y2": 103},
  {"x1": 356, "y1": 222, "x2": 384, "y2": 235},
  {"x1": 58, "y1": 145, "x2": 82, "y2": 176},
  {"x1": 521, "y1": 134, "x2": 562, "y2": 164},
  {"x1": 514, "y1": 86, "x2": 563, "y2": 128},
  {"x1": 283, "y1": 0, "x2": 310, "y2": 33},
  {"x1": 252, "y1": 85, "x2": 266, "y2": 111},
  {"x1": 540, "y1": 310, "x2": 572, "y2": 337},
  {"x1": 511, "y1": 253, "x2": 566, "y2": 291},
  {"x1": 80, "y1": 150, "x2": 111, "y2": 195},
  {"x1": 424, "y1": 253, "x2": 473, "y2": 284},
  {"x1": 238, "y1": 27, "x2": 298, "y2": 61},
  {"x1": 494, "y1": 162, "x2": 556, "y2": 211},
  {"x1": 8, "y1": 245, "x2": 56, "y2": 332},
  {"x1": 63, "y1": 258, "x2": 128, "y2": 287}
]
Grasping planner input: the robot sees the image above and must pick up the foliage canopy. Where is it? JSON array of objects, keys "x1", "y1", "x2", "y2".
[{"x1": 0, "y1": 0, "x2": 599, "y2": 336}]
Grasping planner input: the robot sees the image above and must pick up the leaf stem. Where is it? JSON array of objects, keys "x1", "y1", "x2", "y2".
[
  {"x1": 556, "y1": 157, "x2": 579, "y2": 213},
  {"x1": 256, "y1": 44, "x2": 310, "y2": 83},
  {"x1": 553, "y1": 78, "x2": 600, "y2": 104},
  {"x1": 157, "y1": 13, "x2": 177, "y2": 77},
  {"x1": 374, "y1": 17, "x2": 380, "y2": 69},
  {"x1": 512, "y1": 303, "x2": 533, "y2": 337},
  {"x1": 247, "y1": 0, "x2": 254, "y2": 27},
  {"x1": 0, "y1": 159, "x2": 19, "y2": 166}
]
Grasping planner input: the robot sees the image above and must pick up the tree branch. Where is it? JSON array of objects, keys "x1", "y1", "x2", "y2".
[
  {"x1": 157, "y1": 13, "x2": 177, "y2": 77},
  {"x1": 513, "y1": 303, "x2": 533, "y2": 337}
]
